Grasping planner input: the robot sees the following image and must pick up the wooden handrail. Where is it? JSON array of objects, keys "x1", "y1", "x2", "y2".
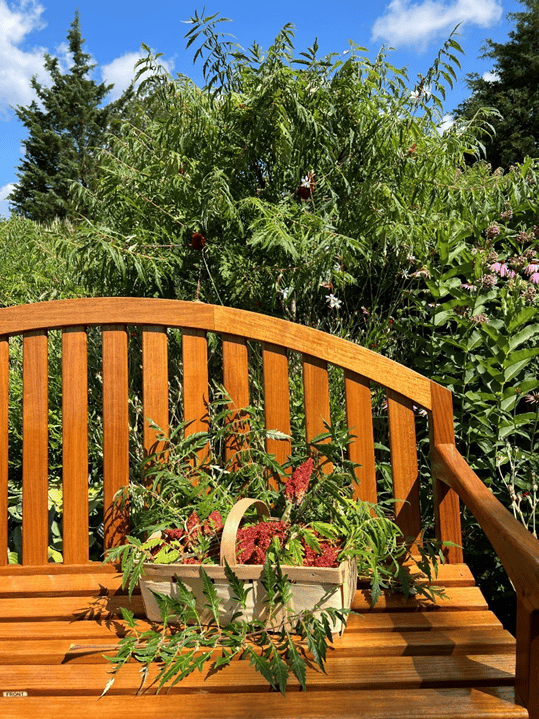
[{"x1": 433, "y1": 443, "x2": 539, "y2": 613}]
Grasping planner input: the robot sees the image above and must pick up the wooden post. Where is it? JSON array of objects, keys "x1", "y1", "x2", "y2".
[{"x1": 515, "y1": 597, "x2": 539, "y2": 718}]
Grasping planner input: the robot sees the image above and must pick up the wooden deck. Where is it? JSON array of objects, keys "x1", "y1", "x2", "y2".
[{"x1": 0, "y1": 563, "x2": 526, "y2": 718}]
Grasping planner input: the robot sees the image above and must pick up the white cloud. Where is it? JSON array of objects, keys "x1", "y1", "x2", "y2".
[
  {"x1": 0, "y1": 0, "x2": 49, "y2": 115},
  {"x1": 482, "y1": 70, "x2": 499, "y2": 82},
  {"x1": 101, "y1": 51, "x2": 175, "y2": 101},
  {"x1": 372, "y1": 0, "x2": 503, "y2": 49},
  {"x1": 0, "y1": 182, "x2": 14, "y2": 201},
  {"x1": 438, "y1": 113, "x2": 454, "y2": 133}
]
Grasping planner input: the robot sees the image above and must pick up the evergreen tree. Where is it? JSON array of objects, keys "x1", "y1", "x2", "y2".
[
  {"x1": 453, "y1": 0, "x2": 539, "y2": 169},
  {"x1": 8, "y1": 11, "x2": 114, "y2": 222}
]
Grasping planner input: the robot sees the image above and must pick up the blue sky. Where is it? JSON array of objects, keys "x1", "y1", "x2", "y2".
[{"x1": 0, "y1": 0, "x2": 525, "y2": 217}]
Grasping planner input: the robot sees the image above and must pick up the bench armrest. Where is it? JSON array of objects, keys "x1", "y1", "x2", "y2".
[{"x1": 433, "y1": 443, "x2": 539, "y2": 613}]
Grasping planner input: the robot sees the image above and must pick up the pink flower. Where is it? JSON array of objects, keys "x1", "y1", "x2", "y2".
[
  {"x1": 285, "y1": 458, "x2": 314, "y2": 505},
  {"x1": 490, "y1": 262, "x2": 510, "y2": 276},
  {"x1": 525, "y1": 264, "x2": 539, "y2": 275},
  {"x1": 461, "y1": 283, "x2": 477, "y2": 291},
  {"x1": 530, "y1": 273, "x2": 539, "y2": 285},
  {"x1": 525, "y1": 392, "x2": 539, "y2": 405}
]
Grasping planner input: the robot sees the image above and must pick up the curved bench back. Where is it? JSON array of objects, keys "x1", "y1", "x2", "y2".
[{"x1": 0, "y1": 298, "x2": 462, "y2": 568}]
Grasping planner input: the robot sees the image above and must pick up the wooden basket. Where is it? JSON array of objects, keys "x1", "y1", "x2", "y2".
[{"x1": 139, "y1": 499, "x2": 357, "y2": 635}]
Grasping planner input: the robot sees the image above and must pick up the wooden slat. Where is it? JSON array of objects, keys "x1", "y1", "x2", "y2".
[
  {"x1": 0, "y1": 688, "x2": 527, "y2": 719},
  {"x1": 262, "y1": 343, "x2": 291, "y2": 487},
  {"x1": 222, "y1": 334, "x2": 249, "y2": 468},
  {"x1": 102, "y1": 326, "x2": 129, "y2": 549},
  {"x1": 302, "y1": 353, "x2": 332, "y2": 471},
  {"x1": 387, "y1": 389, "x2": 422, "y2": 546},
  {"x1": 0, "y1": 654, "x2": 517, "y2": 695},
  {"x1": 347, "y1": 610, "x2": 503, "y2": 633},
  {"x1": 0, "y1": 593, "x2": 144, "y2": 622},
  {"x1": 429, "y1": 382, "x2": 464, "y2": 562},
  {"x1": 0, "y1": 336, "x2": 8, "y2": 565},
  {"x1": 0, "y1": 561, "x2": 118, "y2": 576},
  {"x1": 0, "y1": 584, "x2": 490, "y2": 624},
  {"x1": 334, "y1": 627, "x2": 516, "y2": 657},
  {"x1": 0, "y1": 562, "x2": 475, "y2": 598},
  {"x1": 182, "y1": 328, "x2": 209, "y2": 464},
  {"x1": 62, "y1": 327, "x2": 89, "y2": 565},
  {"x1": 22, "y1": 331, "x2": 48, "y2": 565},
  {"x1": 0, "y1": 619, "x2": 150, "y2": 641},
  {"x1": 344, "y1": 370, "x2": 376, "y2": 502},
  {"x1": 0, "y1": 572, "x2": 125, "y2": 597},
  {"x1": 142, "y1": 326, "x2": 169, "y2": 460},
  {"x1": 351, "y1": 585, "x2": 490, "y2": 613},
  {"x1": 1, "y1": 625, "x2": 514, "y2": 666},
  {"x1": 0, "y1": 610, "x2": 501, "y2": 641}
]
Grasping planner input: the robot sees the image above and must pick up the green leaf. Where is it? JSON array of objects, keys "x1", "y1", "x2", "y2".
[
  {"x1": 245, "y1": 645, "x2": 276, "y2": 688},
  {"x1": 508, "y1": 324, "x2": 539, "y2": 353},
  {"x1": 508, "y1": 307, "x2": 537, "y2": 334},
  {"x1": 201, "y1": 567, "x2": 221, "y2": 625}
]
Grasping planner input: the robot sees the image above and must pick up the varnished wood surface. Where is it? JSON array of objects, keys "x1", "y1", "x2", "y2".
[
  {"x1": 0, "y1": 567, "x2": 527, "y2": 718},
  {"x1": 387, "y1": 389, "x2": 421, "y2": 545},
  {"x1": 0, "y1": 690, "x2": 528, "y2": 719},
  {"x1": 429, "y1": 382, "x2": 464, "y2": 563},
  {"x1": 142, "y1": 326, "x2": 169, "y2": 461},
  {"x1": 344, "y1": 370, "x2": 377, "y2": 503},
  {"x1": 222, "y1": 334, "x2": 250, "y2": 467},
  {"x1": 262, "y1": 342, "x2": 292, "y2": 477},
  {"x1": 0, "y1": 298, "x2": 433, "y2": 407},
  {"x1": 0, "y1": 336, "x2": 8, "y2": 566},
  {"x1": 433, "y1": 444, "x2": 539, "y2": 613},
  {"x1": 182, "y1": 328, "x2": 209, "y2": 464},
  {"x1": 62, "y1": 327, "x2": 89, "y2": 564},
  {"x1": 102, "y1": 326, "x2": 129, "y2": 549},
  {"x1": 22, "y1": 331, "x2": 48, "y2": 565},
  {"x1": 1, "y1": 298, "x2": 538, "y2": 717}
]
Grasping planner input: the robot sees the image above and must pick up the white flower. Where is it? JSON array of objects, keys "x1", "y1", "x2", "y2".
[
  {"x1": 326, "y1": 294, "x2": 342, "y2": 309},
  {"x1": 410, "y1": 85, "x2": 431, "y2": 102}
]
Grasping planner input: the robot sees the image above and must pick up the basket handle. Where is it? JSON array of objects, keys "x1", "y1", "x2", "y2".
[{"x1": 220, "y1": 498, "x2": 270, "y2": 567}]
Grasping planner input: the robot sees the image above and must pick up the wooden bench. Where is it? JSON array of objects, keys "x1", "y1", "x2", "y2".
[{"x1": 1, "y1": 297, "x2": 538, "y2": 719}]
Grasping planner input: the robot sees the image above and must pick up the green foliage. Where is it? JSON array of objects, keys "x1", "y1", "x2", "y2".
[
  {"x1": 106, "y1": 399, "x2": 447, "y2": 600},
  {"x1": 453, "y1": 0, "x2": 539, "y2": 168},
  {"x1": 103, "y1": 405, "x2": 447, "y2": 695},
  {"x1": 401, "y1": 169, "x2": 539, "y2": 624},
  {"x1": 8, "y1": 11, "x2": 130, "y2": 222},
  {"x1": 0, "y1": 217, "x2": 88, "y2": 305},
  {"x1": 57, "y1": 12, "x2": 483, "y2": 346},
  {"x1": 103, "y1": 556, "x2": 348, "y2": 697}
]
